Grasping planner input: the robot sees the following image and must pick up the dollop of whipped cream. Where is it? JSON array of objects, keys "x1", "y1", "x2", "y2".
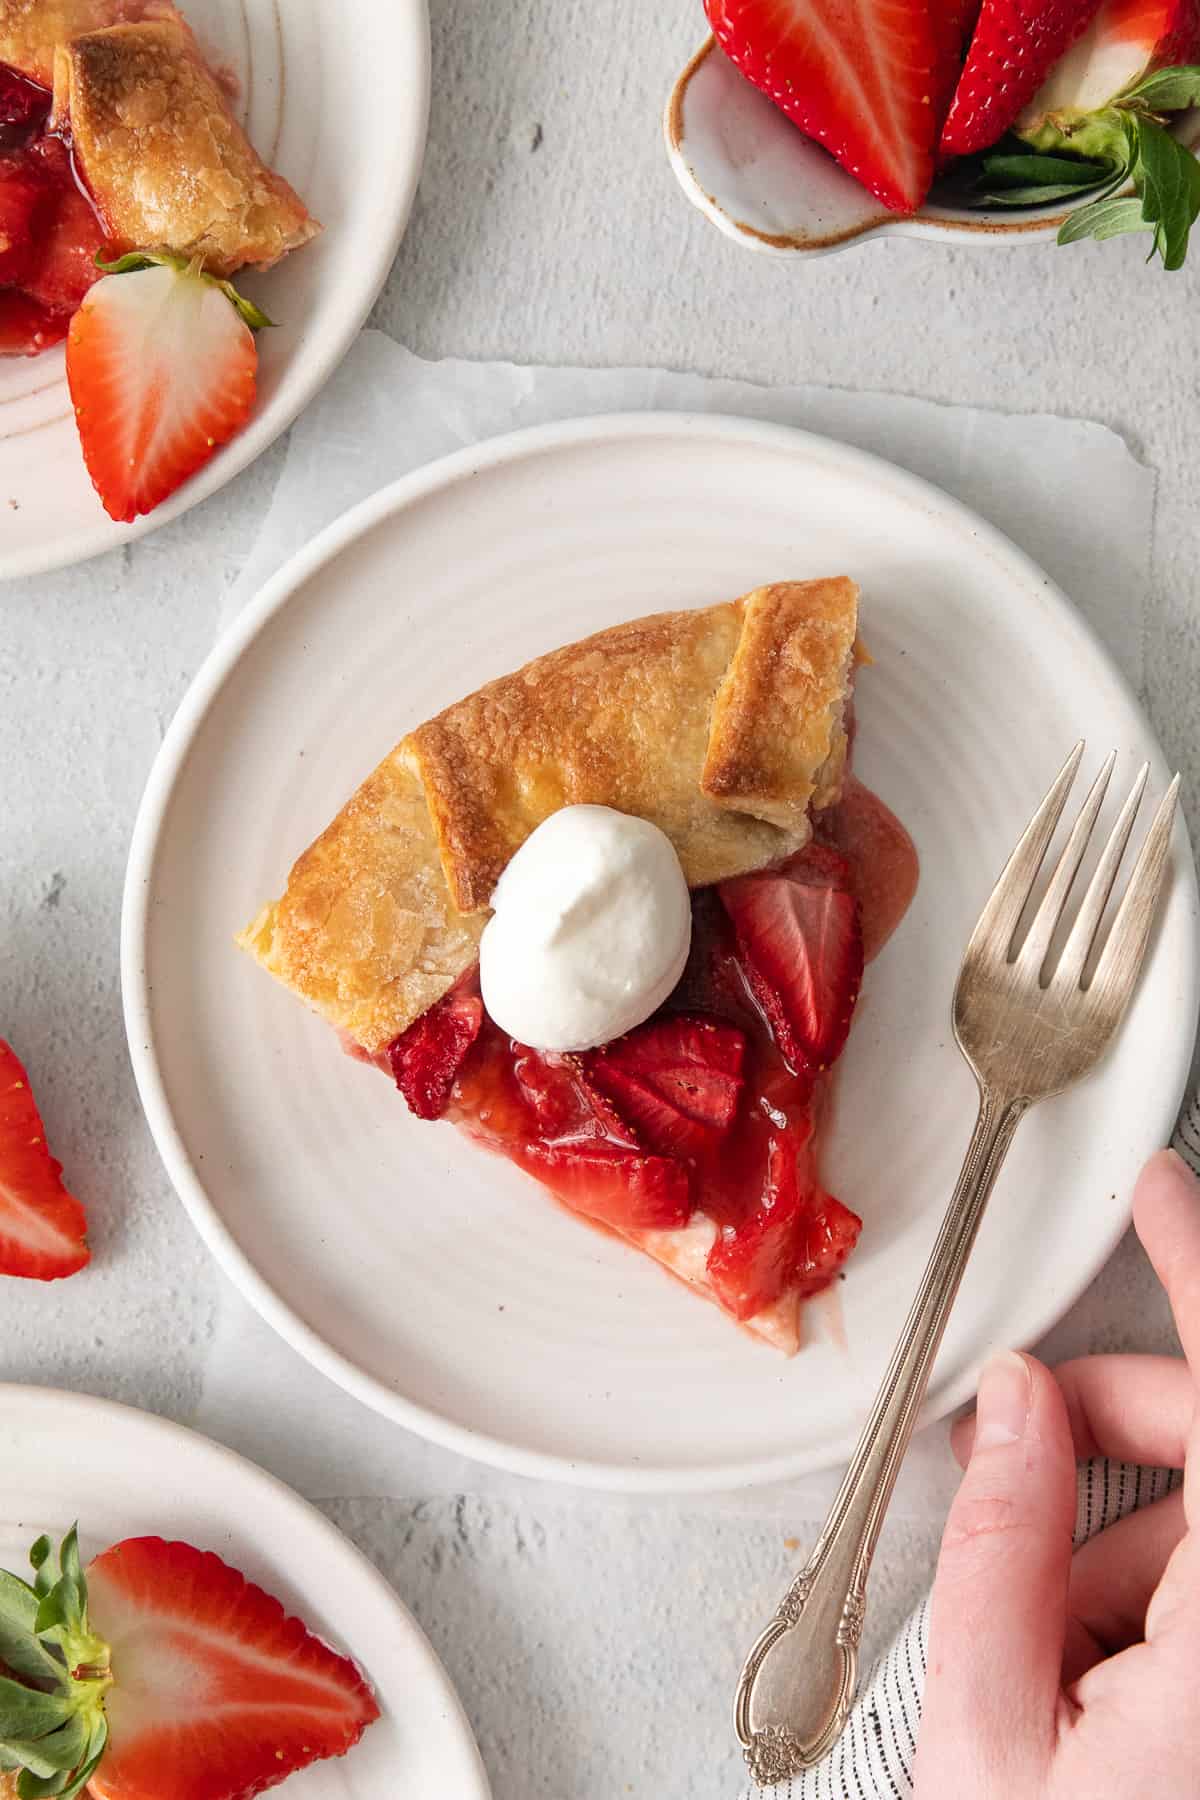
[{"x1": 479, "y1": 805, "x2": 692, "y2": 1053}]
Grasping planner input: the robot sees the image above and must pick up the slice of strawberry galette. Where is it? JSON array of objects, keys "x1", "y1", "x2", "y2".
[{"x1": 239, "y1": 578, "x2": 918, "y2": 1354}]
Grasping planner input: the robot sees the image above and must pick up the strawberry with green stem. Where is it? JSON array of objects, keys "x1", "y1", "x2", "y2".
[
  {"x1": 66, "y1": 252, "x2": 272, "y2": 524},
  {"x1": 962, "y1": 0, "x2": 1200, "y2": 264},
  {"x1": 0, "y1": 1526, "x2": 378, "y2": 1800}
]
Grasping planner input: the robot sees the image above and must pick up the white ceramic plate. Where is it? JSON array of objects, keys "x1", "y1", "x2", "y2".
[
  {"x1": 0, "y1": 0, "x2": 429, "y2": 579},
  {"x1": 123, "y1": 414, "x2": 1199, "y2": 1492},
  {"x1": 0, "y1": 1385, "x2": 490, "y2": 1797},
  {"x1": 665, "y1": 38, "x2": 1200, "y2": 259}
]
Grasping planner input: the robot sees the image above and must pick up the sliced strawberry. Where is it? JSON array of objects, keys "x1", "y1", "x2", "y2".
[
  {"x1": 0, "y1": 289, "x2": 66, "y2": 354},
  {"x1": 0, "y1": 64, "x2": 50, "y2": 142},
  {"x1": 85, "y1": 1536, "x2": 379, "y2": 1800},
  {"x1": 0, "y1": 153, "x2": 43, "y2": 283},
  {"x1": 706, "y1": 1126, "x2": 862, "y2": 1318},
  {"x1": 0, "y1": 1040, "x2": 89, "y2": 1279},
  {"x1": 703, "y1": 0, "x2": 945, "y2": 213},
  {"x1": 792, "y1": 1191, "x2": 863, "y2": 1299},
  {"x1": 719, "y1": 858, "x2": 864, "y2": 1073},
  {"x1": 940, "y1": 0, "x2": 1105, "y2": 156},
  {"x1": 20, "y1": 136, "x2": 106, "y2": 313},
  {"x1": 706, "y1": 1128, "x2": 808, "y2": 1319},
  {"x1": 66, "y1": 260, "x2": 258, "y2": 523},
  {"x1": 517, "y1": 1138, "x2": 692, "y2": 1232},
  {"x1": 510, "y1": 1046, "x2": 640, "y2": 1147},
  {"x1": 585, "y1": 1014, "x2": 745, "y2": 1159},
  {"x1": 387, "y1": 977, "x2": 483, "y2": 1119}
]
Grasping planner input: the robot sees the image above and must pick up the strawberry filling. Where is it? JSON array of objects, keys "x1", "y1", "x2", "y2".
[
  {"x1": 384, "y1": 779, "x2": 918, "y2": 1331},
  {"x1": 0, "y1": 66, "x2": 107, "y2": 356}
]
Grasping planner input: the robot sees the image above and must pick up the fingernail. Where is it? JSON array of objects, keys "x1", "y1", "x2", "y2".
[
  {"x1": 1164, "y1": 1147, "x2": 1200, "y2": 1189},
  {"x1": 972, "y1": 1350, "x2": 1031, "y2": 1453}
]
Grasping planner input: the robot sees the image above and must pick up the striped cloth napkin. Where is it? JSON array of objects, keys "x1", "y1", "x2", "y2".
[{"x1": 740, "y1": 1088, "x2": 1200, "y2": 1798}]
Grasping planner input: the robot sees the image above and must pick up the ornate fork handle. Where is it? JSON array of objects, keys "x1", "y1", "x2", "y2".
[{"x1": 735, "y1": 1085, "x2": 1028, "y2": 1785}]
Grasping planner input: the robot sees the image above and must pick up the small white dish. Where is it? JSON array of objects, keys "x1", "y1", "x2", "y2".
[
  {"x1": 0, "y1": 1384, "x2": 491, "y2": 1798},
  {"x1": 666, "y1": 37, "x2": 1099, "y2": 257},
  {"x1": 123, "y1": 412, "x2": 1198, "y2": 1493},
  {"x1": 0, "y1": 0, "x2": 429, "y2": 579}
]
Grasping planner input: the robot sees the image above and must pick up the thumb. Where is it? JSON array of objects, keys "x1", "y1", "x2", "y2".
[{"x1": 914, "y1": 1352, "x2": 1075, "y2": 1795}]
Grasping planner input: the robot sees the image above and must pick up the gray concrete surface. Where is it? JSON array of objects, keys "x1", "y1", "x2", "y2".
[{"x1": 3, "y1": 2, "x2": 1199, "y2": 1794}]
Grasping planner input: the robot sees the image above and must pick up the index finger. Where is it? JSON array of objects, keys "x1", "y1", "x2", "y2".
[{"x1": 1134, "y1": 1150, "x2": 1200, "y2": 1371}]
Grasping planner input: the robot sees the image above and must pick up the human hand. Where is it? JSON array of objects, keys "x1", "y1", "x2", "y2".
[{"x1": 913, "y1": 1149, "x2": 1200, "y2": 1799}]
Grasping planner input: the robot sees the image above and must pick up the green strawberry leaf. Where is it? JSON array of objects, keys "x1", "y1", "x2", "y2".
[
  {"x1": 0, "y1": 1574, "x2": 62, "y2": 1685},
  {"x1": 1058, "y1": 194, "x2": 1148, "y2": 242},
  {"x1": 38, "y1": 1729, "x2": 106, "y2": 1800},
  {"x1": 94, "y1": 250, "x2": 275, "y2": 329},
  {"x1": 1121, "y1": 64, "x2": 1200, "y2": 113},
  {"x1": 1132, "y1": 114, "x2": 1200, "y2": 268},
  {"x1": 0, "y1": 1677, "x2": 74, "y2": 1740},
  {"x1": 27, "y1": 1541, "x2": 51, "y2": 1600},
  {"x1": 7, "y1": 1714, "x2": 89, "y2": 1779},
  {"x1": 981, "y1": 152, "x2": 1114, "y2": 189}
]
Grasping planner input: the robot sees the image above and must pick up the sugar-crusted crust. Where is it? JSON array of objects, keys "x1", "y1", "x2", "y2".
[
  {"x1": 408, "y1": 579, "x2": 859, "y2": 912},
  {"x1": 52, "y1": 20, "x2": 319, "y2": 276},
  {"x1": 240, "y1": 580, "x2": 858, "y2": 1056},
  {"x1": 0, "y1": 0, "x2": 179, "y2": 87}
]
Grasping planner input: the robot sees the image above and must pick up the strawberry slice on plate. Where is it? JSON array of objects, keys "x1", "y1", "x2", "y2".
[
  {"x1": 703, "y1": 0, "x2": 947, "y2": 212},
  {"x1": 66, "y1": 256, "x2": 263, "y2": 524},
  {"x1": 940, "y1": 0, "x2": 1106, "y2": 155},
  {"x1": 706, "y1": 1124, "x2": 862, "y2": 1318},
  {"x1": 0, "y1": 1039, "x2": 89, "y2": 1279},
  {"x1": 0, "y1": 1525, "x2": 379, "y2": 1800},
  {"x1": 517, "y1": 1138, "x2": 693, "y2": 1232},
  {"x1": 85, "y1": 1537, "x2": 379, "y2": 1800},
  {"x1": 719, "y1": 847, "x2": 864, "y2": 1074},
  {"x1": 388, "y1": 976, "x2": 484, "y2": 1119},
  {"x1": 585, "y1": 1014, "x2": 745, "y2": 1159}
]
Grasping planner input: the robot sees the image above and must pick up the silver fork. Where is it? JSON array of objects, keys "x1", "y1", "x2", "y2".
[{"x1": 735, "y1": 743, "x2": 1181, "y2": 1787}]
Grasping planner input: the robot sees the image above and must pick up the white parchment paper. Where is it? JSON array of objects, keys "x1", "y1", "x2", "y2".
[{"x1": 194, "y1": 334, "x2": 1157, "y2": 1516}]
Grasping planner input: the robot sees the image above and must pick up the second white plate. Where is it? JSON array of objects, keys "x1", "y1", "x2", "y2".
[
  {"x1": 0, "y1": 0, "x2": 428, "y2": 578},
  {"x1": 0, "y1": 1386, "x2": 489, "y2": 1797},
  {"x1": 123, "y1": 414, "x2": 1199, "y2": 1491}
]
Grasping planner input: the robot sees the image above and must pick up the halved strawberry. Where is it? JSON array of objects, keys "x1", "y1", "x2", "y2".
[
  {"x1": 387, "y1": 977, "x2": 483, "y2": 1119},
  {"x1": 1018, "y1": 0, "x2": 1200, "y2": 129},
  {"x1": 706, "y1": 1127, "x2": 862, "y2": 1318},
  {"x1": 65, "y1": 258, "x2": 259, "y2": 523},
  {"x1": 719, "y1": 855, "x2": 864, "y2": 1074},
  {"x1": 20, "y1": 137, "x2": 106, "y2": 313},
  {"x1": 517, "y1": 1138, "x2": 692, "y2": 1232},
  {"x1": 80, "y1": 1536, "x2": 379, "y2": 1800},
  {"x1": 940, "y1": 0, "x2": 1106, "y2": 155},
  {"x1": 703, "y1": 0, "x2": 946, "y2": 213},
  {"x1": 0, "y1": 153, "x2": 44, "y2": 283},
  {"x1": 585, "y1": 1014, "x2": 745, "y2": 1159},
  {"x1": 0, "y1": 1039, "x2": 89, "y2": 1279}
]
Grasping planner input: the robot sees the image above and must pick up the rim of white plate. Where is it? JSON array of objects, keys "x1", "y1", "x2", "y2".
[
  {"x1": 0, "y1": 1383, "x2": 490, "y2": 1797},
  {"x1": 0, "y1": 0, "x2": 430, "y2": 581},
  {"x1": 122, "y1": 412, "x2": 1200, "y2": 1492}
]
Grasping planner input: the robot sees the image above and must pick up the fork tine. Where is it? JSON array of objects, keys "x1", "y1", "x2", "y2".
[
  {"x1": 1057, "y1": 763, "x2": 1150, "y2": 989},
  {"x1": 967, "y1": 742, "x2": 1085, "y2": 958},
  {"x1": 1086, "y1": 774, "x2": 1179, "y2": 1006},
  {"x1": 1018, "y1": 751, "x2": 1116, "y2": 980}
]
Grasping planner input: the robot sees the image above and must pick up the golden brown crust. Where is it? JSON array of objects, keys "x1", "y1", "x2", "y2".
[
  {"x1": 0, "y1": 0, "x2": 178, "y2": 87},
  {"x1": 52, "y1": 20, "x2": 319, "y2": 276},
  {"x1": 702, "y1": 578, "x2": 858, "y2": 830},
  {"x1": 241, "y1": 581, "x2": 857, "y2": 1055},
  {"x1": 238, "y1": 754, "x2": 484, "y2": 1057},
  {"x1": 407, "y1": 580, "x2": 856, "y2": 914}
]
